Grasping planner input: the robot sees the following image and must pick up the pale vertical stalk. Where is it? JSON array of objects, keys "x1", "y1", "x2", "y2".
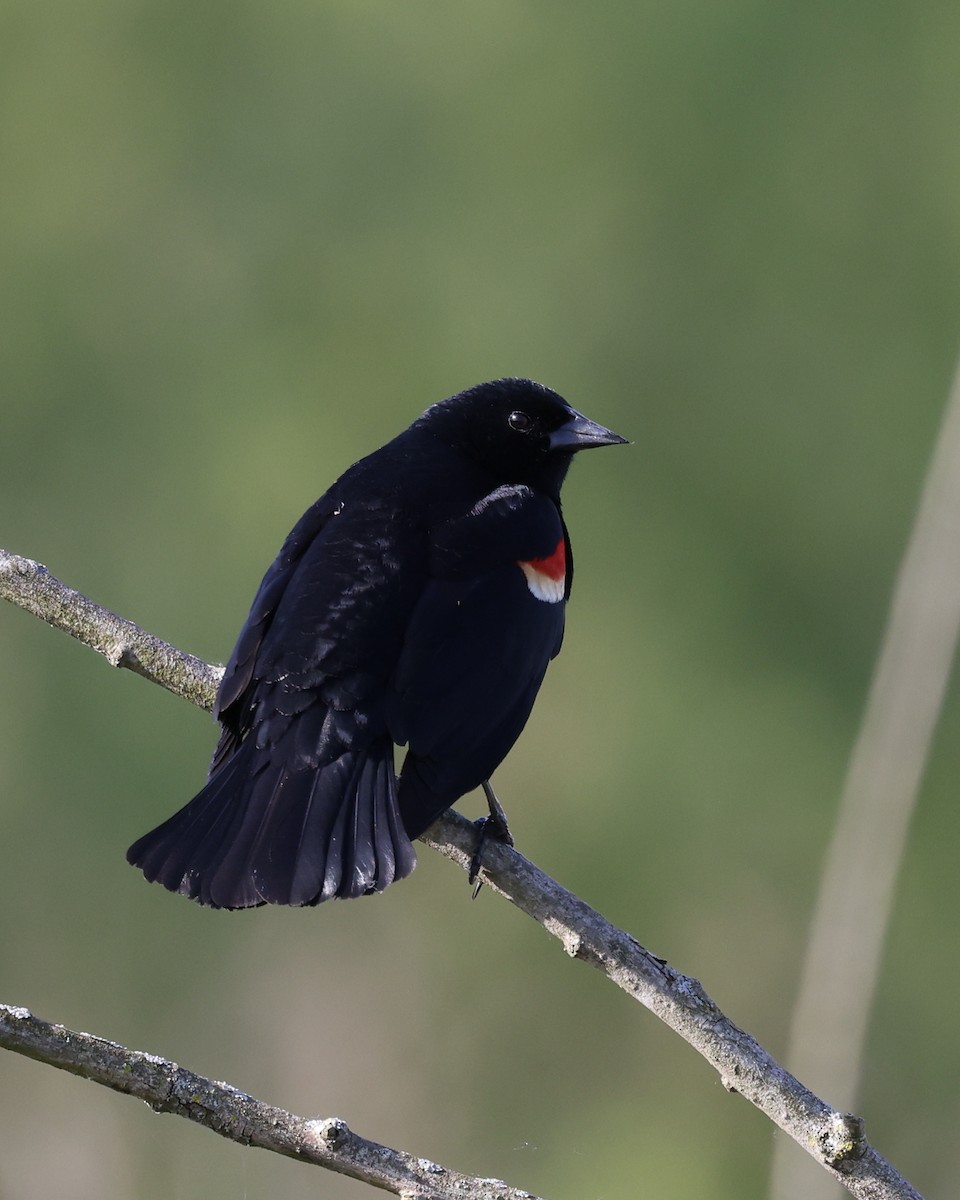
[{"x1": 770, "y1": 357, "x2": 960, "y2": 1200}]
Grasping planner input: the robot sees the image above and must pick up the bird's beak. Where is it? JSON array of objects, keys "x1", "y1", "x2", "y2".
[{"x1": 549, "y1": 410, "x2": 629, "y2": 452}]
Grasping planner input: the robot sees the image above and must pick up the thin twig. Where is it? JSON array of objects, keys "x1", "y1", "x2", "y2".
[
  {"x1": 0, "y1": 1004, "x2": 540, "y2": 1200},
  {"x1": 0, "y1": 549, "x2": 923, "y2": 1200}
]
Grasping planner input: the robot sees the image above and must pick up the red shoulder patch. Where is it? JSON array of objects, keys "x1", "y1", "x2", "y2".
[
  {"x1": 527, "y1": 539, "x2": 565, "y2": 580},
  {"x1": 517, "y1": 538, "x2": 566, "y2": 603}
]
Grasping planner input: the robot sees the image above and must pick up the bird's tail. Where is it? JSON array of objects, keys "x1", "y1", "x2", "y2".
[{"x1": 126, "y1": 736, "x2": 417, "y2": 909}]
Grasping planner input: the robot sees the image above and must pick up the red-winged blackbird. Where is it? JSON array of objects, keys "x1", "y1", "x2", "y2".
[{"x1": 127, "y1": 379, "x2": 625, "y2": 908}]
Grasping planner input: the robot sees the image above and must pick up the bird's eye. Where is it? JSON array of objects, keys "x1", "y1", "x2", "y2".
[{"x1": 508, "y1": 410, "x2": 535, "y2": 433}]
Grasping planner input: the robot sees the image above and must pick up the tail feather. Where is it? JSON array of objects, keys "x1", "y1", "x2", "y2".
[
  {"x1": 386, "y1": 760, "x2": 418, "y2": 877},
  {"x1": 204, "y1": 758, "x2": 289, "y2": 908},
  {"x1": 264, "y1": 753, "x2": 359, "y2": 904},
  {"x1": 127, "y1": 736, "x2": 416, "y2": 909},
  {"x1": 339, "y1": 755, "x2": 416, "y2": 899},
  {"x1": 287, "y1": 758, "x2": 355, "y2": 903},
  {"x1": 339, "y1": 761, "x2": 376, "y2": 898},
  {"x1": 373, "y1": 756, "x2": 417, "y2": 890},
  {"x1": 130, "y1": 750, "x2": 256, "y2": 897}
]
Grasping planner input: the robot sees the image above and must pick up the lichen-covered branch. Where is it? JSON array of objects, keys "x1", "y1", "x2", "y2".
[
  {"x1": 0, "y1": 548, "x2": 923, "y2": 1200},
  {"x1": 0, "y1": 1004, "x2": 540, "y2": 1200}
]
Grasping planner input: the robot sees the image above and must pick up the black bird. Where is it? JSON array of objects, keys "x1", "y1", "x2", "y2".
[{"x1": 127, "y1": 379, "x2": 626, "y2": 908}]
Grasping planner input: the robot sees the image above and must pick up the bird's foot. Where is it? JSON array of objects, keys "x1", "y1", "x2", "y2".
[{"x1": 469, "y1": 781, "x2": 514, "y2": 898}]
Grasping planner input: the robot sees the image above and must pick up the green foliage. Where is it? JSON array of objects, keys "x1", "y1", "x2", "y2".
[{"x1": 2, "y1": 3, "x2": 958, "y2": 1196}]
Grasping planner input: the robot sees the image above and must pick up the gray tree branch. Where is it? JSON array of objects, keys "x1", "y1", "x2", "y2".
[
  {"x1": 0, "y1": 549, "x2": 221, "y2": 708},
  {"x1": 0, "y1": 1003, "x2": 540, "y2": 1200},
  {"x1": 0, "y1": 547, "x2": 923, "y2": 1200}
]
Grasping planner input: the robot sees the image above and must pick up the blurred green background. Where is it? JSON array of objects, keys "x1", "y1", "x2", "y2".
[{"x1": 2, "y1": 2, "x2": 959, "y2": 1198}]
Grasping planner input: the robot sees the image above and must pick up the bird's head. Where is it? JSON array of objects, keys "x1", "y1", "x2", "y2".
[{"x1": 416, "y1": 378, "x2": 627, "y2": 496}]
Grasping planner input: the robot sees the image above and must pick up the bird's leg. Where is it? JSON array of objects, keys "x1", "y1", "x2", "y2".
[{"x1": 469, "y1": 780, "x2": 515, "y2": 898}]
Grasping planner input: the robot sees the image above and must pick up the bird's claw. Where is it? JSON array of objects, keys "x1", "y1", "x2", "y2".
[{"x1": 469, "y1": 783, "x2": 514, "y2": 898}]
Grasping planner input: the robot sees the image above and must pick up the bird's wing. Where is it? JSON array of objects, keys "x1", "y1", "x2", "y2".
[
  {"x1": 210, "y1": 491, "x2": 426, "y2": 772},
  {"x1": 210, "y1": 496, "x2": 337, "y2": 767},
  {"x1": 386, "y1": 485, "x2": 568, "y2": 835}
]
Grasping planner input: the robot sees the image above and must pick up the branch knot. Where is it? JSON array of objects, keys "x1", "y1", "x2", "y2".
[{"x1": 820, "y1": 1111, "x2": 867, "y2": 1170}]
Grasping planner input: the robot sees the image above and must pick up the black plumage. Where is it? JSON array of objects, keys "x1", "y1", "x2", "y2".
[{"x1": 127, "y1": 378, "x2": 625, "y2": 908}]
